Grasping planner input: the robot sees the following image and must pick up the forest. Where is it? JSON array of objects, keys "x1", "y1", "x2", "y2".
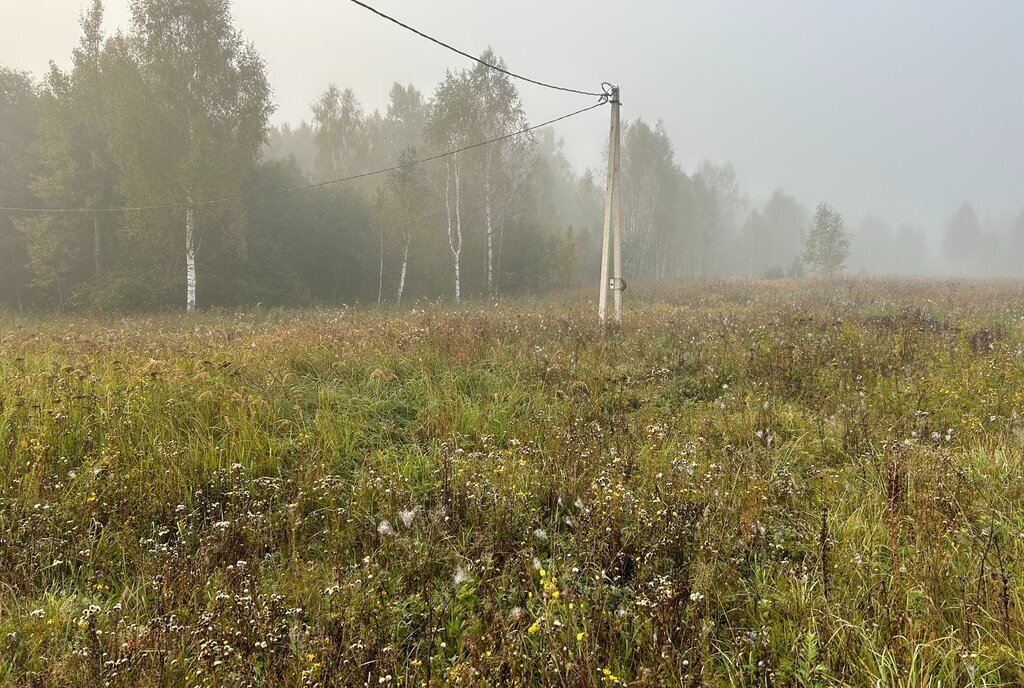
[{"x1": 2, "y1": 0, "x2": 1023, "y2": 313}]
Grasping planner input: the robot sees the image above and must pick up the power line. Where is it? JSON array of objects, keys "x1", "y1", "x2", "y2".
[
  {"x1": 347, "y1": 0, "x2": 608, "y2": 100},
  {"x1": 0, "y1": 100, "x2": 607, "y2": 215},
  {"x1": 260, "y1": 101, "x2": 607, "y2": 198}
]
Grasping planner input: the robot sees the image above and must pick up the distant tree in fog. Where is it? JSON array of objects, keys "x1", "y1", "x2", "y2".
[
  {"x1": 383, "y1": 83, "x2": 427, "y2": 159},
  {"x1": 312, "y1": 85, "x2": 367, "y2": 181},
  {"x1": 266, "y1": 122, "x2": 315, "y2": 177},
  {"x1": 943, "y1": 202, "x2": 981, "y2": 274},
  {"x1": 1009, "y1": 211, "x2": 1024, "y2": 277},
  {"x1": 849, "y1": 215, "x2": 893, "y2": 274},
  {"x1": 685, "y1": 161, "x2": 741, "y2": 278},
  {"x1": 892, "y1": 225, "x2": 930, "y2": 275},
  {"x1": 619, "y1": 119, "x2": 681, "y2": 279},
  {"x1": 803, "y1": 203, "x2": 849, "y2": 275},
  {"x1": 742, "y1": 189, "x2": 803, "y2": 276}
]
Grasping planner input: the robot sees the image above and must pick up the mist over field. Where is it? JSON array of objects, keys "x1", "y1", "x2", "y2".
[{"x1": 2, "y1": 1, "x2": 1024, "y2": 313}]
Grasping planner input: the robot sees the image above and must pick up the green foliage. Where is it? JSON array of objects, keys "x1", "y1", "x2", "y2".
[
  {"x1": 803, "y1": 202, "x2": 850, "y2": 275},
  {"x1": 241, "y1": 159, "x2": 376, "y2": 306},
  {"x1": 0, "y1": 67, "x2": 40, "y2": 310},
  {"x1": 18, "y1": 0, "x2": 119, "y2": 307}
]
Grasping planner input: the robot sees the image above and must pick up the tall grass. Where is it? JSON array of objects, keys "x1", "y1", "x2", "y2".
[{"x1": 2, "y1": 279, "x2": 1024, "y2": 686}]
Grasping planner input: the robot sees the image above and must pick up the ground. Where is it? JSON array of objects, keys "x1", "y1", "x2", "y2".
[{"x1": 3, "y1": 279, "x2": 1024, "y2": 686}]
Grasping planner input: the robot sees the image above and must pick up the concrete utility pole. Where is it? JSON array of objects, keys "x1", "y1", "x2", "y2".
[{"x1": 598, "y1": 86, "x2": 623, "y2": 328}]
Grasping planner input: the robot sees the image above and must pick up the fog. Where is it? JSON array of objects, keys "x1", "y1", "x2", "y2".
[
  {"x1": 8, "y1": 0, "x2": 1023, "y2": 229},
  {"x1": 2, "y1": 0, "x2": 1024, "y2": 311}
]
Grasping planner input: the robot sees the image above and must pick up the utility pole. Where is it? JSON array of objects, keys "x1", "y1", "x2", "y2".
[{"x1": 598, "y1": 86, "x2": 623, "y2": 328}]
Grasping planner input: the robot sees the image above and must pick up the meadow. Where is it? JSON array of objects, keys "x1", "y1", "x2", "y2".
[{"x1": 3, "y1": 279, "x2": 1024, "y2": 687}]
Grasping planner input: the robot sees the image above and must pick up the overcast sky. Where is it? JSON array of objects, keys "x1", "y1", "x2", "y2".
[{"x1": 3, "y1": 0, "x2": 1022, "y2": 232}]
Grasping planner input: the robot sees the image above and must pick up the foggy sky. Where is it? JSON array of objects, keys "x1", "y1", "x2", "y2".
[{"x1": 3, "y1": 0, "x2": 1022, "y2": 233}]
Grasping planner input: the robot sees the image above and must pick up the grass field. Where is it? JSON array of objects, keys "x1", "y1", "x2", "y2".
[{"x1": 3, "y1": 279, "x2": 1024, "y2": 686}]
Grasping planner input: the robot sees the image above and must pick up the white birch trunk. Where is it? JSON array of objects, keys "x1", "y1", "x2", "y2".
[
  {"x1": 454, "y1": 156, "x2": 463, "y2": 304},
  {"x1": 445, "y1": 162, "x2": 453, "y2": 295},
  {"x1": 378, "y1": 215, "x2": 384, "y2": 305},
  {"x1": 185, "y1": 197, "x2": 196, "y2": 312},
  {"x1": 397, "y1": 234, "x2": 409, "y2": 307},
  {"x1": 444, "y1": 158, "x2": 463, "y2": 304},
  {"x1": 484, "y1": 151, "x2": 494, "y2": 297},
  {"x1": 93, "y1": 217, "x2": 103, "y2": 280}
]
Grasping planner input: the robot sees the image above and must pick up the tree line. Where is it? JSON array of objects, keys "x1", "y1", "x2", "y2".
[{"x1": 3, "y1": 0, "x2": 1022, "y2": 313}]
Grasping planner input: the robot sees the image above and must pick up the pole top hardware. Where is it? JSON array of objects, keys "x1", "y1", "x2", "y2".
[{"x1": 601, "y1": 83, "x2": 621, "y2": 105}]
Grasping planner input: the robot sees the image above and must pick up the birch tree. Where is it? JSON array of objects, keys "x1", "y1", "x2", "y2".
[
  {"x1": 620, "y1": 119, "x2": 681, "y2": 279},
  {"x1": 312, "y1": 85, "x2": 367, "y2": 181},
  {"x1": 468, "y1": 51, "x2": 529, "y2": 297},
  {"x1": 110, "y1": 0, "x2": 272, "y2": 312},
  {"x1": 383, "y1": 83, "x2": 427, "y2": 161},
  {"x1": 428, "y1": 70, "x2": 475, "y2": 304},
  {"x1": 382, "y1": 148, "x2": 429, "y2": 306}
]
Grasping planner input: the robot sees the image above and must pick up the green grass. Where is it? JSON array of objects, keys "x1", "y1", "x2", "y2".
[{"x1": 3, "y1": 278, "x2": 1024, "y2": 686}]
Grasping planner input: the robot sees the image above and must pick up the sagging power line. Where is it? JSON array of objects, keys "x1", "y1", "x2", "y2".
[
  {"x1": 346, "y1": 0, "x2": 607, "y2": 100},
  {"x1": 0, "y1": 101, "x2": 607, "y2": 216}
]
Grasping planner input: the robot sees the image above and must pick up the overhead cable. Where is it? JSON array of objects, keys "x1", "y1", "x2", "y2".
[{"x1": 347, "y1": 0, "x2": 607, "y2": 99}]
